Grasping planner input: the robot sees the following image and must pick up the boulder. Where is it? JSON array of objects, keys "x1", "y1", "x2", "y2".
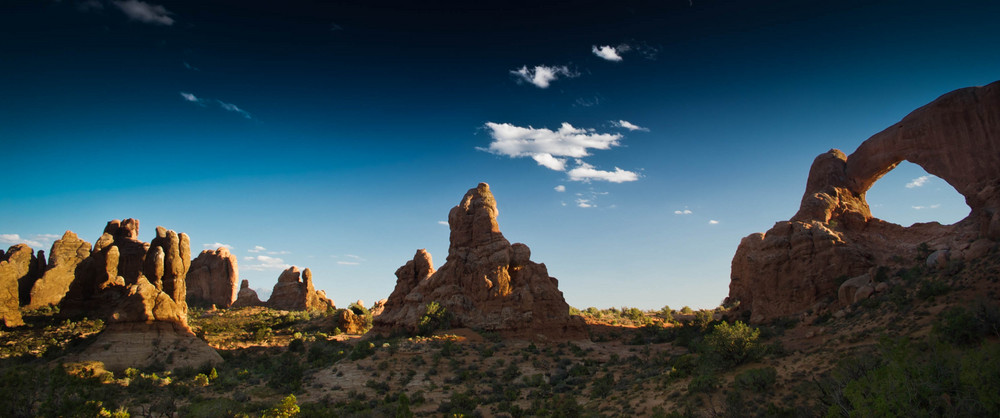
[
  {"x1": 838, "y1": 274, "x2": 873, "y2": 306},
  {"x1": 728, "y1": 81, "x2": 1000, "y2": 322},
  {"x1": 337, "y1": 307, "x2": 369, "y2": 334},
  {"x1": 232, "y1": 280, "x2": 264, "y2": 308},
  {"x1": 370, "y1": 298, "x2": 388, "y2": 317},
  {"x1": 926, "y1": 249, "x2": 950, "y2": 269},
  {"x1": 373, "y1": 183, "x2": 587, "y2": 339},
  {"x1": 27, "y1": 231, "x2": 92, "y2": 309},
  {"x1": 187, "y1": 247, "x2": 239, "y2": 308}
]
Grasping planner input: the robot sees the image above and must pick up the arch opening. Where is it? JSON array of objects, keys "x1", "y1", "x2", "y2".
[{"x1": 865, "y1": 161, "x2": 970, "y2": 227}]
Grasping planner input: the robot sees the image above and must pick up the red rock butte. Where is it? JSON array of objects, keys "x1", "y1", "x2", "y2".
[
  {"x1": 728, "y1": 81, "x2": 1000, "y2": 323},
  {"x1": 373, "y1": 183, "x2": 587, "y2": 340}
]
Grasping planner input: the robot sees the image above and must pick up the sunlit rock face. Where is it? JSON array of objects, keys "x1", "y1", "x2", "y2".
[
  {"x1": 266, "y1": 266, "x2": 334, "y2": 311},
  {"x1": 728, "y1": 81, "x2": 1000, "y2": 323},
  {"x1": 0, "y1": 244, "x2": 38, "y2": 327},
  {"x1": 373, "y1": 183, "x2": 587, "y2": 340},
  {"x1": 28, "y1": 231, "x2": 91, "y2": 309}
]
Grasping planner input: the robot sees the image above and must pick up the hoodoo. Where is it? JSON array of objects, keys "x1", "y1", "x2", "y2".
[{"x1": 373, "y1": 183, "x2": 586, "y2": 339}]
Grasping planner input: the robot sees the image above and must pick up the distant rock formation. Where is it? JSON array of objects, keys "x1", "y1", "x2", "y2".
[
  {"x1": 232, "y1": 279, "x2": 264, "y2": 308},
  {"x1": 728, "y1": 81, "x2": 1000, "y2": 323},
  {"x1": 267, "y1": 267, "x2": 334, "y2": 311},
  {"x1": 373, "y1": 183, "x2": 587, "y2": 339},
  {"x1": 187, "y1": 247, "x2": 239, "y2": 308},
  {"x1": 1, "y1": 244, "x2": 38, "y2": 327},
  {"x1": 28, "y1": 231, "x2": 92, "y2": 309}
]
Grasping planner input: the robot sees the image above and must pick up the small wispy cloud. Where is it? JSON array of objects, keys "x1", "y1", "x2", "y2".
[
  {"x1": 437, "y1": 221, "x2": 449, "y2": 226},
  {"x1": 242, "y1": 255, "x2": 290, "y2": 271},
  {"x1": 202, "y1": 242, "x2": 232, "y2": 250},
  {"x1": 906, "y1": 175, "x2": 933, "y2": 189},
  {"x1": 183, "y1": 61, "x2": 199, "y2": 71},
  {"x1": 180, "y1": 92, "x2": 253, "y2": 119},
  {"x1": 554, "y1": 185, "x2": 566, "y2": 192},
  {"x1": 217, "y1": 100, "x2": 252, "y2": 119},
  {"x1": 510, "y1": 65, "x2": 578, "y2": 88},
  {"x1": 709, "y1": 220, "x2": 720, "y2": 225},
  {"x1": 567, "y1": 162, "x2": 640, "y2": 183},
  {"x1": 592, "y1": 45, "x2": 624, "y2": 62},
  {"x1": 613, "y1": 120, "x2": 649, "y2": 132},
  {"x1": 574, "y1": 96, "x2": 601, "y2": 108},
  {"x1": 912, "y1": 204, "x2": 941, "y2": 210},
  {"x1": 337, "y1": 261, "x2": 359, "y2": 265},
  {"x1": 330, "y1": 23, "x2": 344, "y2": 31},
  {"x1": 180, "y1": 91, "x2": 204, "y2": 105},
  {"x1": 248, "y1": 245, "x2": 267, "y2": 253},
  {"x1": 576, "y1": 199, "x2": 593, "y2": 208},
  {"x1": 113, "y1": 0, "x2": 174, "y2": 25},
  {"x1": 674, "y1": 209, "x2": 692, "y2": 215}
]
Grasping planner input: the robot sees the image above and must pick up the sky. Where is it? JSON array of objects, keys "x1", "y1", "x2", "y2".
[{"x1": 2, "y1": 0, "x2": 998, "y2": 310}]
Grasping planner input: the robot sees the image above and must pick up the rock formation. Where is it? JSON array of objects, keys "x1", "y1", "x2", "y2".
[
  {"x1": 373, "y1": 183, "x2": 587, "y2": 339},
  {"x1": 728, "y1": 81, "x2": 1000, "y2": 323},
  {"x1": 0, "y1": 244, "x2": 37, "y2": 327},
  {"x1": 187, "y1": 247, "x2": 239, "y2": 308},
  {"x1": 267, "y1": 267, "x2": 334, "y2": 311},
  {"x1": 27, "y1": 231, "x2": 92, "y2": 309},
  {"x1": 54, "y1": 219, "x2": 221, "y2": 370},
  {"x1": 232, "y1": 279, "x2": 264, "y2": 308}
]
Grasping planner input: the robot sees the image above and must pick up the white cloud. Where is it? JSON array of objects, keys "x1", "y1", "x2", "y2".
[
  {"x1": 567, "y1": 162, "x2": 640, "y2": 183},
  {"x1": 554, "y1": 185, "x2": 566, "y2": 192},
  {"x1": 574, "y1": 96, "x2": 601, "y2": 107},
  {"x1": 203, "y1": 242, "x2": 232, "y2": 250},
  {"x1": 437, "y1": 221, "x2": 448, "y2": 226},
  {"x1": 180, "y1": 92, "x2": 204, "y2": 105},
  {"x1": 592, "y1": 45, "x2": 623, "y2": 61},
  {"x1": 217, "y1": 100, "x2": 252, "y2": 119},
  {"x1": 242, "y1": 255, "x2": 290, "y2": 271},
  {"x1": 532, "y1": 153, "x2": 567, "y2": 171},
  {"x1": 709, "y1": 220, "x2": 720, "y2": 225},
  {"x1": 674, "y1": 209, "x2": 692, "y2": 215},
  {"x1": 510, "y1": 65, "x2": 578, "y2": 88},
  {"x1": 248, "y1": 245, "x2": 266, "y2": 253},
  {"x1": 906, "y1": 175, "x2": 932, "y2": 188},
  {"x1": 912, "y1": 204, "x2": 941, "y2": 210},
  {"x1": 183, "y1": 61, "x2": 199, "y2": 71},
  {"x1": 613, "y1": 120, "x2": 649, "y2": 132},
  {"x1": 0, "y1": 233, "x2": 60, "y2": 249},
  {"x1": 576, "y1": 199, "x2": 593, "y2": 208},
  {"x1": 113, "y1": 0, "x2": 174, "y2": 25},
  {"x1": 482, "y1": 122, "x2": 623, "y2": 163},
  {"x1": 337, "y1": 261, "x2": 360, "y2": 266}
]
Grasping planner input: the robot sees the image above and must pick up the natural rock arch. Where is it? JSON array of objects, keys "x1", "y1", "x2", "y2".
[{"x1": 729, "y1": 81, "x2": 1000, "y2": 323}]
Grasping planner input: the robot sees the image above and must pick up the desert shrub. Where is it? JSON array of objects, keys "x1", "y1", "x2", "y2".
[
  {"x1": 417, "y1": 301, "x2": 450, "y2": 336},
  {"x1": 934, "y1": 303, "x2": 1000, "y2": 346},
  {"x1": 623, "y1": 307, "x2": 650, "y2": 325},
  {"x1": 262, "y1": 394, "x2": 300, "y2": 418},
  {"x1": 438, "y1": 390, "x2": 478, "y2": 416},
  {"x1": 687, "y1": 372, "x2": 720, "y2": 393},
  {"x1": 917, "y1": 278, "x2": 951, "y2": 300},
  {"x1": 702, "y1": 321, "x2": 764, "y2": 367},
  {"x1": 350, "y1": 342, "x2": 376, "y2": 361},
  {"x1": 733, "y1": 367, "x2": 777, "y2": 392},
  {"x1": 288, "y1": 338, "x2": 305, "y2": 353},
  {"x1": 193, "y1": 373, "x2": 210, "y2": 386},
  {"x1": 590, "y1": 373, "x2": 615, "y2": 398},
  {"x1": 680, "y1": 306, "x2": 694, "y2": 314},
  {"x1": 692, "y1": 310, "x2": 715, "y2": 331},
  {"x1": 821, "y1": 337, "x2": 1000, "y2": 417},
  {"x1": 267, "y1": 352, "x2": 304, "y2": 392},
  {"x1": 181, "y1": 398, "x2": 246, "y2": 417},
  {"x1": 568, "y1": 306, "x2": 582, "y2": 316}
]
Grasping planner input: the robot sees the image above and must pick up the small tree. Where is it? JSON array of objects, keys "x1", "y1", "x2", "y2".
[
  {"x1": 263, "y1": 394, "x2": 299, "y2": 418},
  {"x1": 703, "y1": 321, "x2": 764, "y2": 367},
  {"x1": 418, "y1": 301, "x2": 450, "y2": 336}
]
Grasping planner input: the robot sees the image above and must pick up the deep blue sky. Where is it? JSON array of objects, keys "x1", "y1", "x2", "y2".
[{"x1": 2, "y1": 0, "x2": 997, "y2": 309}]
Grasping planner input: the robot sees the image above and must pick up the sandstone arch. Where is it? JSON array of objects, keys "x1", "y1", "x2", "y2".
[{"x1": 730, "y1": 81, "x2": 1000, "y2": 323}]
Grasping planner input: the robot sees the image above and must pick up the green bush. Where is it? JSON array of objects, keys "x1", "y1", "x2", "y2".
[
  {"x1": 702, "y1": 321, "x2": 765, "y2": 367},
  {"x1": 417, "y1": 301, "x2": 451, "y2": 336},
  {"x1": 688, "y1": 373, "x2": 720, "y2": 393},
  {"x1": 733, "y1": 367, "x2": 777, "y2": 392},
  {"x1": 262, "y1": 394, "x2": 300, "y2": 418}
]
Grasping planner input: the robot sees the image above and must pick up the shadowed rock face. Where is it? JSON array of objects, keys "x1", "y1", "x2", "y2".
[
  {"x1": 729, "y1": 81, "x2": 1000, "y2": 323},
  {"x1": 187, "y1": 247, "x2": 239, "y2": 308},
  {"x1": 373, "y1": 183, "x2": 587, "y2": 340}
]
